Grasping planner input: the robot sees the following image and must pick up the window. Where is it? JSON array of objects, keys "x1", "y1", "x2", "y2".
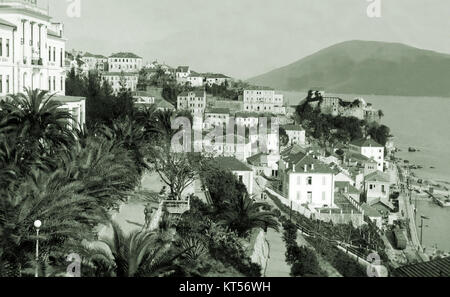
[
  {"x1": 0, "y1": 75, "x2": 2, "y2": 93},
  {"x1": 382, "y1": 185, "x2": 385, "y2": 193},
  {"x1": 49, "y1": 77, "x2": 51, "y2": 91},
  {"x1": 49, "y1": 46, "x2": 51, "y2": 61},
  {"x1": 239, "y1": 175, "x2": 243, "y2": 183},
  {"x1": 53, "y1": 47, "x2": 56, "y2": 62},
  {"x1": 6, "y1": 75, "x2": 9, "y2": 93},
  {"x1": 307, "y1": 176, "x2": 312, "y2": 185},
  {"x1": 0, "y1": 38, "x2": 2, "y2": 56},
  {"x1": 53, "y1": 76, "x2": 56, "y2": 91},
  {"x1": 369, "y1": 184, "x2": 374, "y2": 190}
]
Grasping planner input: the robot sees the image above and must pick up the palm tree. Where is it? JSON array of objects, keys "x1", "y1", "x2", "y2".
[
  {"x1": 0, "y1": 88, "x2": 75, "y2": 159},
  {"x1": 0, "y1": 168, "x2": 106, "y2": 276},
  {"x1": 219, "y1": 194, "x2": 279, "y2": 237},
  {"x1": 82, "y1": 222, "x2": 186, "y2": 277}
]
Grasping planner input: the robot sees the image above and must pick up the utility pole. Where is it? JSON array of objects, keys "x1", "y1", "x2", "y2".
[{"x1": 419, "y1": 216, "x2": 429, "y2": 246}]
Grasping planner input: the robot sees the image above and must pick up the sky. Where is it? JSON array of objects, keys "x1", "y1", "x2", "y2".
[{"x1": 43, "y1": 0, "x2": 450, "y2": 79}]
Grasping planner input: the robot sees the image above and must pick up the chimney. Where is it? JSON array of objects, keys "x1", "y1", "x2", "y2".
[
  {"x1": 345, "y1": 186, "x2": 348, "y2": 193},
  {"x1": 311, "y1": 164, "x2": 315, "y2": 170},
  {"x1": 293, "y1": 164, "x2": 296, "y2": 172},
  {"x1": 304, "y1": 165, "x2": 307, "y2": 172}
]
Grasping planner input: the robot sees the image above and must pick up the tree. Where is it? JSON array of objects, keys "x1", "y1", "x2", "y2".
[
  {"x1": 219, "y1": 194, "x2": 279, "y2": 237},
  {"x1": 81, "y1": 222, "x2": 185, "y2": 277},
  {"x1": 290, "y1": 246, "x2": 321, "y2": 277}
]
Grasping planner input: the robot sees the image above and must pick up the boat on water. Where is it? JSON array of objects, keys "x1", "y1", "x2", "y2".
[{"x1": 433, "y1": 194, "x2": 450, "y2": 207}]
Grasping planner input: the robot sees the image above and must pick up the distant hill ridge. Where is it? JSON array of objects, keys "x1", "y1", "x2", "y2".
[{"x1": 247, "y1": 40, "x2": 450, "y2": 97}]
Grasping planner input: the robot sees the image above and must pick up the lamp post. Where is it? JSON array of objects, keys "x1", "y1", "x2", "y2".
[
  {"x1": 34, "y1": 220, "x2": 41, "y2": 278},
  {"x1": 419, "y1": 216, "x2": 429, "y2": 246}
]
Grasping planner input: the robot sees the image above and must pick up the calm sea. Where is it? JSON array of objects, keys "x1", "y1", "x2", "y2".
[{"x1": 281, "y1": 90, "x2": 450, "y2": 251}]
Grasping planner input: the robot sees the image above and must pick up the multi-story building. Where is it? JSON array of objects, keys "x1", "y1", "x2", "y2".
[
  {"x1": 279, "y1": 151, "x2": 335, "y2": 208},
  {"x1": 177, "y1": 90, "x2": 206, "y2": 115},
  {"x1": 0, "y1": 0, "x2": 66, "y2": 96},
  {"x1": 186, "y1": 72, "x2": 204, "y2": 87},
  {"x1": 108, "y1": 52, "x2": 142, "y2": 73},
  {"x1": 364, "y1": 171, "x2": 391, "y2": 204},
  {"x1": 81, "y1": 52, "x2": 108, "y2": 72},
  {"x1": 282, "y1": 124, "x2": 306, "y2": 146},
  {"x1": 205, "y1": 73, "x2": 230, "y2": 86},
  {"x1": 349, "y1": 138, "x2": 384, "y2": 172},
  {"x1": 0, "y1": 0, "x2": 85, "y2": 127},
  {"x1": 175, "y1": 66, "x2": 190, "y2": 85},
  {"x1": 204, "y1": 107, "x2": 230, "y2": 129},
  {"x1": 213, "y1": 156, "x2": 254, "y2": 195},
  {"x1": 243, "y1": 90, "x2": 285, "y2": 114},
  {"x1": 102, "y1": 72, "x2": 139, "y2": 94}
]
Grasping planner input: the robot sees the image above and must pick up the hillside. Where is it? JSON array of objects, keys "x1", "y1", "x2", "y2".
[{"x1": 247, "y1": 40, "x2": 450, "y2": 97}]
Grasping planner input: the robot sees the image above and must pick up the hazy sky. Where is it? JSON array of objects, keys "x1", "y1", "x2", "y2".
[{"x1": 45, "y1": 0, "x2": 450, "y2": 79}]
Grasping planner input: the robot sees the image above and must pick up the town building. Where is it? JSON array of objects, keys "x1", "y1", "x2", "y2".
[
  {"x1": 81, "y1": 52, "x2": 108, "y2": 72},
  {"x1": 0, "y1": 0, "x2": 85, "y2": 128},
  {"x1": 177, "y1": 90, "x2": 206, "y2": 115},
  {"x1": 102, "y1": 72, "x2": 139, "y2": 94},
  {"x1": 247, "y1": 152, "x2": 280, "y2": 178},
  {"x1": 175, "y1": 66, "x2": 190, "y2": 85},
  {"x1": 204, "y1": 107, "x2": 230, "y2": 129},
  {"x1": 243, "y1": 90, "x2": 285, "y2": 114},
  {"x1": 107, "y1": 52, "x2": 143, "y2": 73},
  {"x1": 0, "y1": 0, "x2": 67, "y2": 96},
  {"x1": 282, "y1": 124, "x2": 306, "y2": 146},
  {"x1": 186, "y1": 72, "x2": 204, "y2": 87},
  {"x1": 235, "y1": 111, "x2": 260, "y2": 127},
  {"x1": 204, "y1": 73, "x2": 230, "y2": 86},
  {"x1": 350, "y1": 138, "x2": 384, "y2": 172},
  {"x1": 364, "y1": 171, "x2": 391, "y2": 204},
  {"x1": 134, "y1": 87, "x2": 174, "y2": 111},
  {"x1": 203, "y1": 134, "x2": 252, "y2": 162},
  {"x1": 213, "y1": 156, "x2": 254, "y2": 195},
  {"x1": 279, "y1": 151, "x2": 335, "y2": 208}
]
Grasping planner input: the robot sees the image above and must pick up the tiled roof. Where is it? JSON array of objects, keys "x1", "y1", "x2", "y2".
[
  {"x1": 351, "y1": 138, "x2": 383, "y2": 148},
  {"x1": 247, "y1": 153, "x2": 266, "y2": 166},
  {"x1": 178, "y1": 90, "x2": 205, "y2": 98},
  {"x1": 204, "y1": 73, "x2": 230, "y2": 79},
  {"x1": 281, "y1": 144, "x2": 304, "y2": 157},
  {"x1": 361, "y1": 203, "x2": 382, "y2": 217},
  {"x1": 285, "y1": 152, "x2": 334, "y2": 174},
  {"x1": 365, "y1": 171, "x2": 390, "y2": 183},
  {"x1": 205, "y1": 108, "x2": 230, "y2": 114},
  {"x1": 213, "y1": 157, "x2": 252, "y2": 172},
  {"x1": 102, "y1": 72, "x2": 139, "y2": 76},
  {"x1": 282, "y1": 124, "x2": 304, "y2": 132},
  {"x1": 335, "y1": 181, "x2": 360, "y2": 194},
  {"x1": 176, "y1": 66, "x2": 189, "y2": 72},
  {"x1": 109, "y1": 52, "x2": 142, "y2": 59},
  {"x1": 83, "y1": 52, "x2": 107, "y2": 59},
  {"x1": 0, "y1": 18, "x2": 16, "y2": 29},
  {"x1": 394, "y1": 257, "x2": 450, "y2": 277}
]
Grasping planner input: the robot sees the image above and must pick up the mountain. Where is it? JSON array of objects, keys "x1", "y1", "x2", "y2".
[{"x1": 247, "y1": 40, "x2": 450, "y2": 97}]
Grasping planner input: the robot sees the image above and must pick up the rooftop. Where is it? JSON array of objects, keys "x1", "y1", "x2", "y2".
[
  {"x1": 351, "y1": 138, "x2": 383, "y2": 148},
  {"x1": 284, "y1": 152, "x2": 334, "y2": 174},
  {"x1": 83, "y1": 52, "x2": 107, "y2": 59},
  {"x1": 365, "y1": 171, "x2": 390, "y2": 183},
  {"x1": 394, "y1": 257, "x2": 450, "y2": 277},
  {"x1": 109, "y1": 52, "x2": 142, "y2": 59},
  {"x1": 0, "y1": 17, "x2": 16, "y2": 29},
  {"x1": 178, "y1": 90, "x2": 206, "y2": 98},
  {"x1": 213, "y1": 157, "x2": 252, "y2": 172},
  {"x1": 53, "y1": 95, "x2": 85, "y2": 103}
]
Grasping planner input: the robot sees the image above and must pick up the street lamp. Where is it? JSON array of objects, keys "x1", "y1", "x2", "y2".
[
  {"x1": 419, "y1": 215, "x2": 429, "y2": 246},
  {"x1": 34, "y1": 220, "x2": 42, "y2": 278}
]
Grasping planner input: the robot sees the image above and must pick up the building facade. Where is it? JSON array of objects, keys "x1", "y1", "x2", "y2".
[
  {"x1": 0, "y1": 0, "x2": 66, "y2": 96},
  {"x1": 282, "y1": 124, "x2": 306, "y2": 146},
  {"x1": 350, "y1": 138, "x2": 385, "y2": 172},
  {"x1": 243, "y1": 90, "x2": 285, "y2": 114},
  {"x1": 177, "y1": 90, "x2": 206, "y2": 115},
  {"x1": 108, "y1": 52, "x2": 142, "y2": 73},
  {"x1": 280, "y1": 152, "x2": 335, "y2": 208},
  {"x1": 102, "y1": 72, "x2": 139, "y2": 94}
]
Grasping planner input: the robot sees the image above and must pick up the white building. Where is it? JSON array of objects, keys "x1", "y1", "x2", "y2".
[
  {"x1": 0, "y1": 0, "x2": 85, "y2": 128},
  {"x1": 205, "y1": 73, "x2": 230, "y2": 86},
  {"x1": 282, "y1": 124, "x2": 306, "y2": 146},
  {"x1": 364, "y1": 171, "x2": 391, "y2": 204},
  {"x1": 186, "y1": 73, "x2": 204, "y2": 87},
  {"x1": 204, "y1": 107, "x2": 230, "y2": 129},
  {"x1": 175, "y1": 66, "x2": 190, "y2": 85},
  {"x1": 235, "y1": 112, "x2": 259, "y2": 128},
  {"x1": 177, "y1": 90, "x2": 206, "y2": 115},
  {"x1": 203, "y1": 134, "x2": 252, "y2": 162},
  {"x1": 350, "y1": 138, "x2": 384, "y2": 172},
  {"x1": 102, "y1": 72, "x2": 139, "y2": 94},
  {"x1": 280, "y1": 152, "x2": 335, "y2": 208},
  {"x1": 0, "y1": 0, "x2": 67, "y2": 96},
  {"x1": 81, "y1": 52, "x2": 108, "y2": 72},
  {"x1": 243, "y1": 90, "x2": 285, "y2": 114},
  {"x1": 108, "y1": 52, "x2": 142, "y2": 73}
]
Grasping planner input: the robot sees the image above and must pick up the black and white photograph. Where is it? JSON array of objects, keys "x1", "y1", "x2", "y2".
[{"x1": 0, "y1": 0, "x2": 449, "y2": 285}]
